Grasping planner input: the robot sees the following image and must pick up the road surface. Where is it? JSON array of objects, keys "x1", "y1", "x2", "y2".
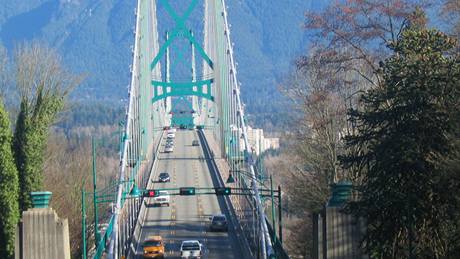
[{"x1": 135, "y1": 130, "x2": 246, "y2": 259}]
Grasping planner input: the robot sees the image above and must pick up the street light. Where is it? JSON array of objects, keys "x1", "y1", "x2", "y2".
[
  {"x1": 128, "y1": 180, "x2": 141, "y2": 197},
  {"x1": 81, "y1": 178, "x2": 141, "y2": 258},
  {"x1": 226, "y1": 172, "x2": 236, "y2": 184},
  {"x1": 91, "y1": 129, "x2": 125, "y2": 247},
  {"x1": 226, "y1": 169, "x2": 269, "y2": 188}
]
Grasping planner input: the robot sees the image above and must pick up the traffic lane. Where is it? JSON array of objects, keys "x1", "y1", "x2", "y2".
[
  {"x1": 168, "y1": 130, "x2": 245, "y2": 259},
  {"x1": 151, "y1": 130, "x2": 206, "y2": 258},
  {"x1": 160, "y1": 130, "x2": 243, "y2": 259},
  {"x1": 144, "y1": 152, "x2": 178, "y2": 257},
  {"x1": 192, "y1": 131, "x2": 226, "y2": 257},
  {"x1": 198, "y1": 175, "x2": 237, "y2": 258},
  {"x1": 135, "y1": 134, "x2": 175, "y2": 258},
  {"x1": 136, "y1": 130, "x2": 246, "y2": 258},
  {"x1": 168, "y1": 130, "x2": 204, "y2": 258},
  {"x1": 193, "y1": 131, "x2": 244, "y2": 259}
]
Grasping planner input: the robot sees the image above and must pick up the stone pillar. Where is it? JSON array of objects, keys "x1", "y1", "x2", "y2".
[
  {"x1": 313, "y1": 182, "x2": 367, "y2": 259},
  {"x1": 15, "y1": 192, "x2": 71, "y2": 259}
]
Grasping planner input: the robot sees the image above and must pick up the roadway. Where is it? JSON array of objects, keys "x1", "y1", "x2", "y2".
[{"x1": 135, "y1": 129, "x2": 246, "y2": 258}]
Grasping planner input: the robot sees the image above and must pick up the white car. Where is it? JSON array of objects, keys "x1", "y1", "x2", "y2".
[
  {"x1": 180, "y1": 240, "x2": 203, "y2": 259},
  {"x1": 165, "y1": 145, "x2": 174, "y2": 153},
  {"x1": 167, "y1": 133, "x2": 175, "y2": 139},
  {"x1": 153, "y1": 191, "x2": 170, "y2": 207}
]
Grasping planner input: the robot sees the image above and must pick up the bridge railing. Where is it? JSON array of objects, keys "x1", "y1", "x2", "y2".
[
  {"x1": 200, "y1": 128, "x2": 290, "y2": 259},
  {"x1": 90, "y1": 0, "x2": 165, "y2": 257},
  {"x1": 210, "y1": 0, "x2": 275, "y2": 256},
  {"x1": 250, "y1": 161, "x2": 290, "y2": 258},
  {"x1": 266, "y1": 217, "x2": 290, "y2": 259}
]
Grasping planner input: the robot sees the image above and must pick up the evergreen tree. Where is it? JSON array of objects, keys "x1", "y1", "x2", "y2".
[
  {"x1": 13, "y1": 88, "x2": 65, "y2": 211},
  {"x1": 13, "y1": 101, "x2": 31, "y2": 211},
  {"x1": 12, "y1": 43, "x2": 79, "y2": 211},
  {"x1": 341, "y1": 13, "x2": 460, "y2": 258},
  {"x1": 0, "y1": 100, "x2": 19, "y2": 259}
]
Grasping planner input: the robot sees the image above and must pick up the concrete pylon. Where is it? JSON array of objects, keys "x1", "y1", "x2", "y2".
[
  {"x1": 313, "y1": 182, "x2": 367, "y2": 259},
  {"x1": 15, "y1": 192, "x2": 70, "y2": 259}
]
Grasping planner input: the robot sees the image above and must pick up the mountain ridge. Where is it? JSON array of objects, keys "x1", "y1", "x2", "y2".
[{"x1": 0, "y1": 0, "x2": 326, "y2": 128}]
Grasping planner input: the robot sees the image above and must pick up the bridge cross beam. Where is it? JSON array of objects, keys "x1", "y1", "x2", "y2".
[{"x1": 151, "y1": 79, "x2": 215, "y2": 103}]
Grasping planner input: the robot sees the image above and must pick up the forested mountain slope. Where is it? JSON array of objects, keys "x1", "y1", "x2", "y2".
[{"x1": 0, "y1": 0, "x2": 326, "y2": 128}]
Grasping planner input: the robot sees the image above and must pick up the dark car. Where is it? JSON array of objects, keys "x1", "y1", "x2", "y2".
[
  {"x1": 192, "y1": 140, "x2": 199, "y2": 146},
  {"x1": 158, "y1": 172, "x2": 170, "y2": 182},
  {"x1": 209, "y1": 215, "x2": 228, "y2": 232}
]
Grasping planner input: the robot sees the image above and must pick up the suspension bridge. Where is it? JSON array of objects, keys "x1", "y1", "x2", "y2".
[{"x1": 83, "y1": 1, "x2": 288, "y2": 258}]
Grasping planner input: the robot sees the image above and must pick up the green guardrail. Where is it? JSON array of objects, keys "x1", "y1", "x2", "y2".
[
  {"x1": 266, "y1": 217, "x2": 290, "y2": 259},
  {"x1": 94, "y1": 215, "x2": 114, "y2": 258}
]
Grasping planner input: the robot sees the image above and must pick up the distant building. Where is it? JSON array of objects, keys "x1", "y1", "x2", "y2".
[{"x1": 241, "y1": 126, "x2": 279, "y2": 156}]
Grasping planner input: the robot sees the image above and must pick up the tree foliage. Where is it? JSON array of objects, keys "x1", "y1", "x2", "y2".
[
  {"x1": 277, "y1": 44, "x2": 370, "y2": 258},
  {"x1": 273, "y1": 2, "x2": 459, "y2": 258},
  {"x1": 442, "y1": 0, "x2": 460, "y2": 42},
  {"x1": 43, "y1": 130, "x2": 118, "y2": 258},
  {"x1": 274, "y1": 2, "x2": 430, "y2": 256},
  {"x1": 341, "y1": 15, "x2": 460, "y2": 258},
  {"x1": 12, "y1": 43, "x2": 81, "y2": 211},
  {"x1": 302, "y1": 0, "x2": 429, "y2": 88},
  {"x1": 0, "y1": 46, "x2": 9, "y2": 99},
  {"x1": 0, "y1": 100, "x2": 19, "y2": 259}
]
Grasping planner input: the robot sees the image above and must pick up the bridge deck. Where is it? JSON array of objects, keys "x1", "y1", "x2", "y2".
[{"x1": 135, "y1": 130, "x2": 246, "y2": 258}]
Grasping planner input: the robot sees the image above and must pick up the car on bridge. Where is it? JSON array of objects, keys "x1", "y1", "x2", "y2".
[
  {"x1": 158, "y1": 172, "x2": 170, "y2": 182},
  {"x1": 152, "y1": 191, "x2": 170, "y2": 207},
  {"x1": 142, "y1": 235, "x2": 165, "y2": 258},
  {"x1": 165, "y1": 145, "x2": 174, "y2": 153},
  {"x1": 209, "y1": 214, "x2": 228, "y2": 232},
  {"x1": 180, "y1": 240, "x2": 203, "y2": 259}
]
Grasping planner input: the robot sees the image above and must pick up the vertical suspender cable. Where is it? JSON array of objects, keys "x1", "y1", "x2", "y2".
[
  {"x1": 108, "y1": 0, "x2": 142, "y2": 258},
  {"x1": 219, "y1": 0, "x2": 274, "y2": 257}
]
